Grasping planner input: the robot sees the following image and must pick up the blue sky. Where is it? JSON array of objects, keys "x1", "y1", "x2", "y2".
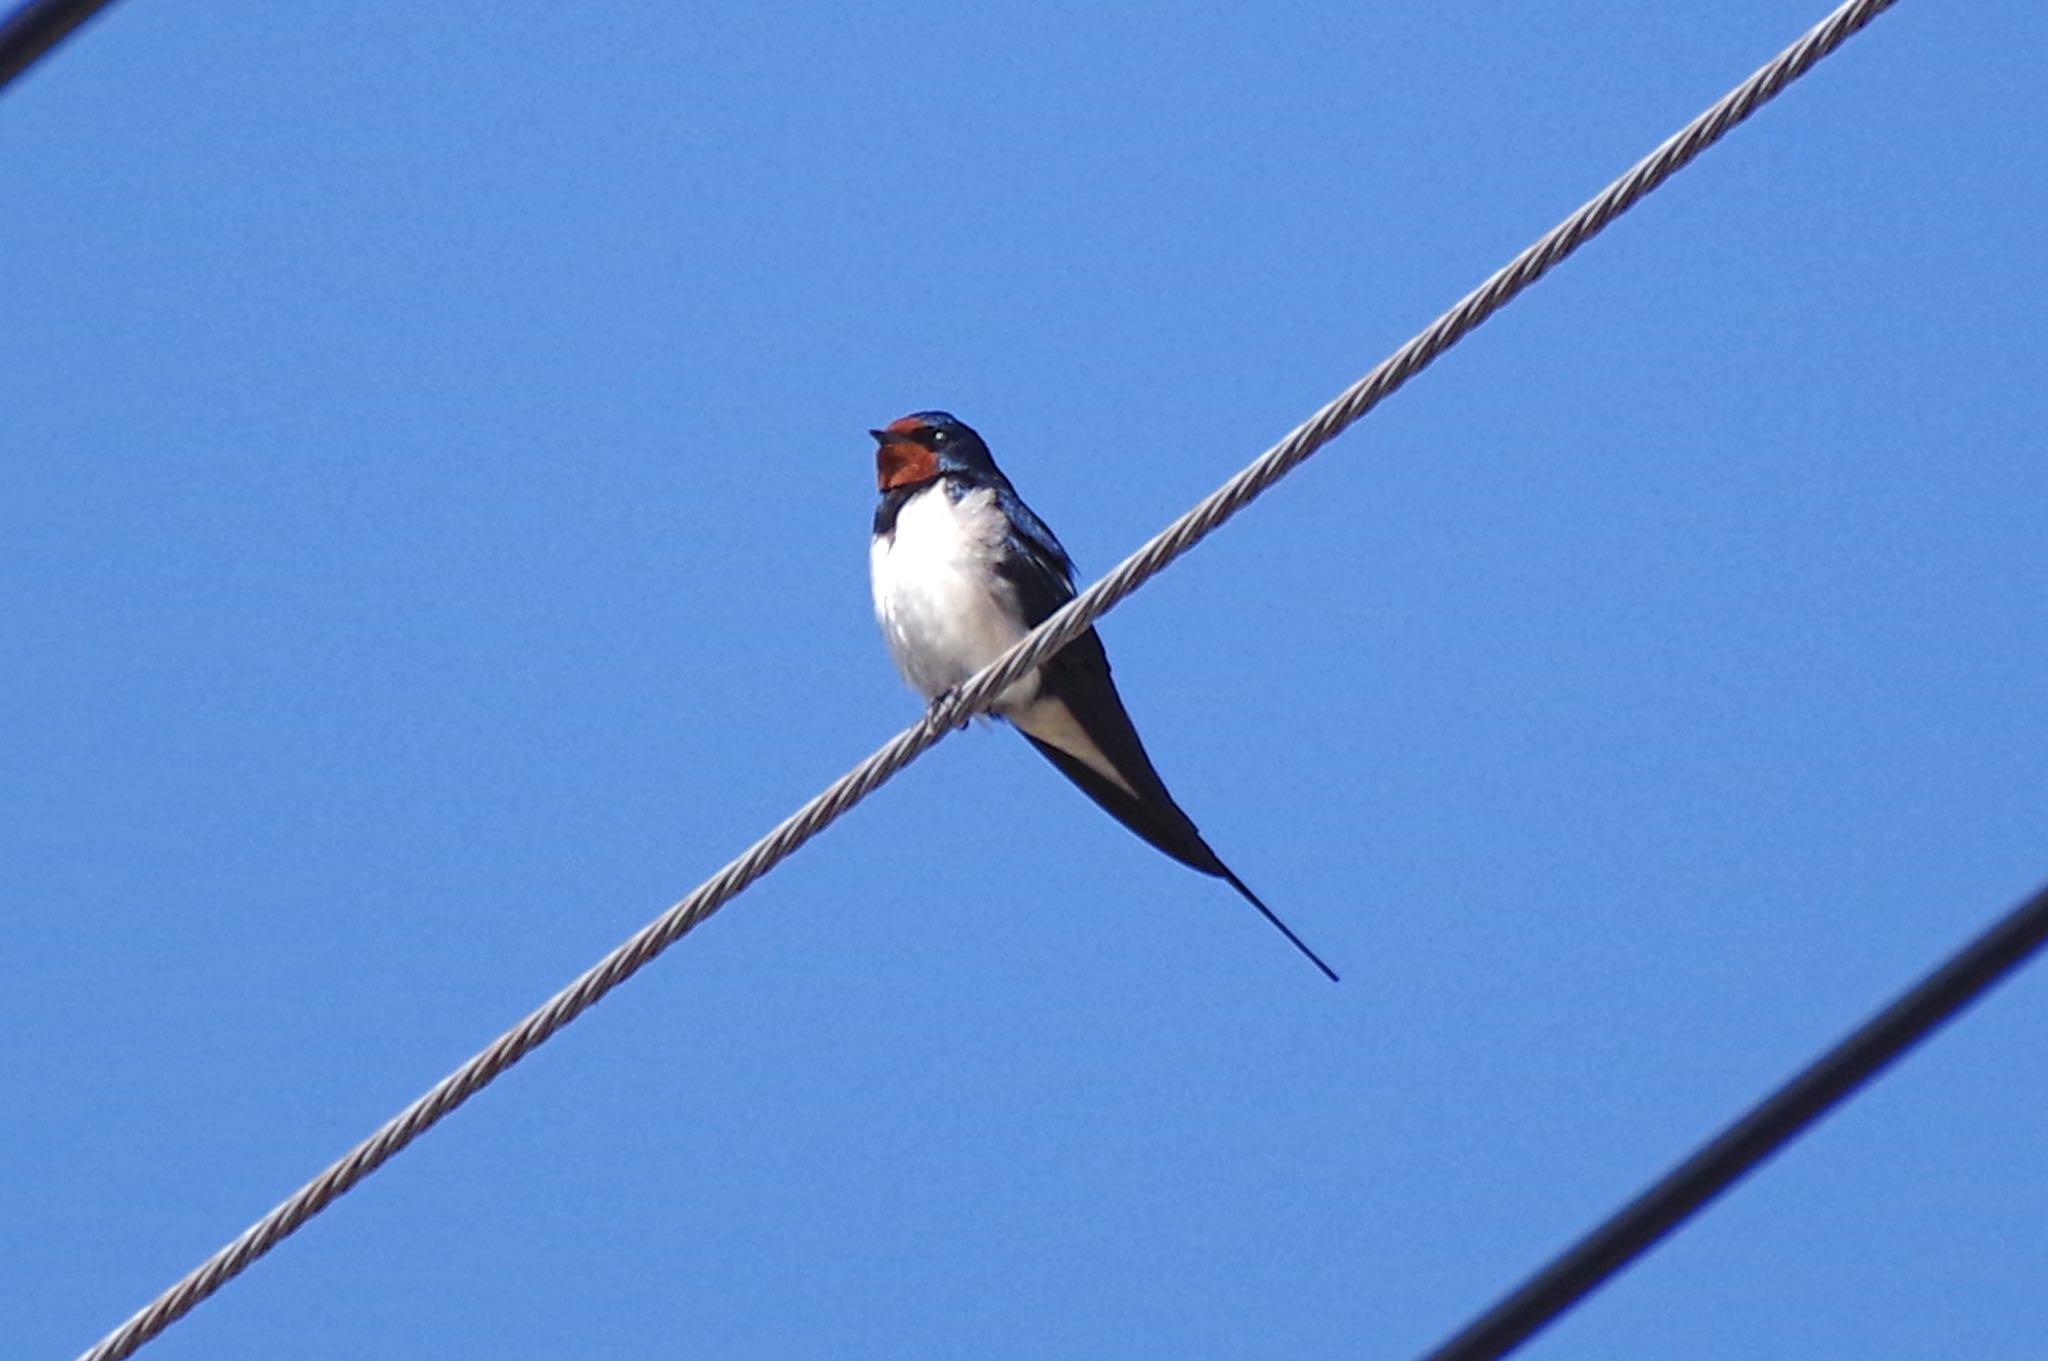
[{"x1": 6, "y1": 3, "x2": 2045, "y2": 1358}]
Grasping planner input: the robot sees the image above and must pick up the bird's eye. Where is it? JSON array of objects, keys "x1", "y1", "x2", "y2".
[{"x1": 929, "y1": 428, "x2": 950, "y2": 446}]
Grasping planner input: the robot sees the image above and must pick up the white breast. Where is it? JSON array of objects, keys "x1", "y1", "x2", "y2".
[{"x1": 870, "y1": 483, "x2": 1039, "y2": 707}]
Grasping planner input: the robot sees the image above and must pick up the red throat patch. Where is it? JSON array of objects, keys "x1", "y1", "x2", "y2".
[{"x1": 876, "y1": 440, "x2": 939, "y2": 491}]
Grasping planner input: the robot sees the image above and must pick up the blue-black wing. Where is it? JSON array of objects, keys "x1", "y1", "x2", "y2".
[
  {"x1": 984, "y1": 483, "x2": 1232, "y2": 877},
  {"x1": 954, "y1": 476, "x2": 1338, "y2": 979}
]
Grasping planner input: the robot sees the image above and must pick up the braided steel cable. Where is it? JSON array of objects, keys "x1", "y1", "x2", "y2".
[
  {"x1": 932, "y1": 0, "x2": 1903, "y2": 728},
  {"x1": 75, "y1": 1, "x2": 1904, "y2": 1357}
]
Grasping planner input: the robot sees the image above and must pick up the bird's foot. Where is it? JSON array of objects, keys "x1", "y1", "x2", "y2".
[{"x1": 927, "y1": 688, "x2": 974, "y2": 731}]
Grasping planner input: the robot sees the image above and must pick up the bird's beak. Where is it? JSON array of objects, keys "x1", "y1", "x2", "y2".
[{"x1": 868, "y1": 429, "x2": 893, "y2": 444}]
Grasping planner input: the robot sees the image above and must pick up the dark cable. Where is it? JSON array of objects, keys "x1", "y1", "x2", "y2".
[
  {"x1": 0, "y1": 0, "x2": 122, "y2": 93},
  {"x1": 1418, "y1": 879, "x2": 2048, "y2": 1361}
]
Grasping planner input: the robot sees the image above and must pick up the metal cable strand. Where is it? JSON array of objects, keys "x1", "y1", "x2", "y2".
[
  {"x1": 76, "y1": 2, "x2": 1902, "y2": 1358},
  {"x1": 934, "y1": 0, "x2": 1902, "y2": 721}
]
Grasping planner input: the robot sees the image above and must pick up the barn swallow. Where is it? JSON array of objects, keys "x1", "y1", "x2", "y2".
[{"x1": 868, "y1": 411, "x2": 1337, "y2": 981}]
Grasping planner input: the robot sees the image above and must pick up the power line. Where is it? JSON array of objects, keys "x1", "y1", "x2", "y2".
[
  {"x1": 925, "y1": 0, "x2": 1904, "y2": 729},
  {"x1": 1418, "y1": 878, "x2": 2048, "y2": 1361},
  {"x1": 0, "y1": 0, "x2": 121, "y2": 93},
  {"x1": 74, "y1": 1, "x2": 1908, "y2": 1358}
]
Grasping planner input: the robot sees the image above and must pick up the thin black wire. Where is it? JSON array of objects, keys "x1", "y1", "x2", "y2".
[
  {"x1": 0, "y1": 0, "x2": 120, "y2": 92},
  {"x1": 1418, "y1": 879, "x2": 2048, "y2": 1361}
]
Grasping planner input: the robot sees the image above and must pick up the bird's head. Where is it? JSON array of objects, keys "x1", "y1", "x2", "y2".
[{"x1": 869, "y1": 411, "x2": 996, "y2": 491}]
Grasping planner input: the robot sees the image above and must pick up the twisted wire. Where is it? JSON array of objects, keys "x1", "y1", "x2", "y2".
[
  {"x1": 76, "y1": 2, "x2": 1903, "y2": 1357},
  {"x1": 931, "y1": 0, "x2": 1901, "y2": 723}
]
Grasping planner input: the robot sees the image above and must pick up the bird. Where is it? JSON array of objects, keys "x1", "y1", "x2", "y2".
[{"x1": 867, "y1": 411, "x2": 1338, "y2": 981}]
